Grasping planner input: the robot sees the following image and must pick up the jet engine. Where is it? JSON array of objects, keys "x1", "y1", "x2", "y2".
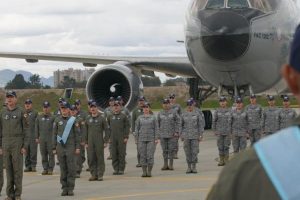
[{"x1": 86, "y1": 63, "x2": 143, "y2": 111}]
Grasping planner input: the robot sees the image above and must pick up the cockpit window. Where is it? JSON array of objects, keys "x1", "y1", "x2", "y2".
[
  {"x1": 227, "y1": 0, "x2": 250, "y2": 8},
  {"x1": 248, "y1": 0, "x2": 279, "y2": 12},
  {"x1": 206, "y1": 0, "x2": 225, "y2": 9}
]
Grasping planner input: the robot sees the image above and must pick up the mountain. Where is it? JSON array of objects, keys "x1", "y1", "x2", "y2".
[{"x1": 0, "y1": 69, "x2": 54, "y2": 87}]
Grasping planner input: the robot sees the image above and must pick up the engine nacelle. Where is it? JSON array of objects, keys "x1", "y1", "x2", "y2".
[{"x1": 86, "y1": 63, "x2": 143, "y2": 111}]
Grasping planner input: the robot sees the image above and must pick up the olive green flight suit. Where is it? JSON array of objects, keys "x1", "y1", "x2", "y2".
[{"x1": 75, "y1": 116, "x2": 86, "y2": 175}]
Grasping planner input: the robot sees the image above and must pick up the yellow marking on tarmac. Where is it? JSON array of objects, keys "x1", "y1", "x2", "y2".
[
  {"x1": 86, "y1": 188, "x2": 210, "y2": 200},
  {"x1": 104, "y1": 175, "x2": 216, "y2": 182}
]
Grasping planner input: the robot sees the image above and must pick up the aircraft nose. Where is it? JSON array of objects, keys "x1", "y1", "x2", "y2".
[{"x1": 200, "y1": 11, "x2": 250, "y2": 61}]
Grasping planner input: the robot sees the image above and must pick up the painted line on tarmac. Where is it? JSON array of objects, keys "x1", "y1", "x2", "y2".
[{"x1": 86, "y1": 188, "x2": 210, "y2": 200}]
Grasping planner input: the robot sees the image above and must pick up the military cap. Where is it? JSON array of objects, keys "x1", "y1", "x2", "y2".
[
  {"x1": 235, "y1": 97, "x2": 243, "y2": 103},
  {"x1": 186, "y1": 99, "x2": 193, "y2": 106},
  {"x1": 70, "y1": 104, "x2": 78, "y2": 110},
  {"x1": 43, "y1": 101, "x2": 50, "y2": 108},
  {"x1": 250, "y1": 94, "x2": 256, "y2": 99},
  {"x1": 267, "y1": 95, "x2": 275, "y2": 101},
  {"x1": 90, "y1": 101, "x2": 97, "y2": 107},
  {"x1": 74, "y1": 99, "x2": 81, "y2": 105},
  {"x1": 169, "y1": 94, "x2": 176, "y2": 99},
  {"x1": 60, "y1": 101, "x2": 70, "y2": 109},
  {"x1": 6, "y1": 90, "x2": 17, "y2": 97},
  {"x1": 88, "y1": 99, "x2": 94, "y2": 106},
  {"x1": 138, "y1": 96, "x2": 146, "y2": 101},
  {"x1": 219, "y1": 96, "x2": 227, "y2": 102},
  {"x1": 116, "y1": 96, "x2": 123, "y2": 101},
  {"x1": 58, "y1": 97, "x2": 65, "y2": 103},
  {"x1": 290, "y1": 25, "x2": 300, "y2": 72},
  {"x1": 24, "y1": 98, "x2": 32, "y2": 104},
  {"x1": 143, "y1": 102, "x2": 151, "y2": 108},
  {"x1": 282, "y1": 95, "x2": 290, "y2": 102},
  {"x1": 162, "y1": 98, "x2": 170, "y2": 104},
  {"x1": 109, "y1": 97, "x2": 115, "y2": 102}
]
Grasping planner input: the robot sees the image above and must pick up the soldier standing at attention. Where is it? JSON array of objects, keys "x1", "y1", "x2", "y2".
[
  {"x1": 279, "y1": 95, "x2": 297, "y2": 130},
  {"x1": 23, "y1": 98, "x2": 38, "y2": 172},
  {"x1": 135, "y1": 102, "x2": 159, "y2": 177},
  {"x1": 245, "y1": 94, "x2": 263, "y2": 145},
  {"x1": 181, "y1": 99, "x2": 205, "y2": 174},
  {"x1": 104, "y1": 97, "x2": 115, "y2": 160},
  {"x1": 54, "y1": 98, "x2": 65, "y2": 116},
  {"x1": 116, "y1": 96, "x2": 131, "y2": 119},
  {"x1": 169, "y1": 94, "x2": 182, "y2": 159},
  {"x1": 0, "y1": 91, "x2": 29, "y2": 200},
  {"x1": 107, "y1": 101, "x2": 130, "y2": 175},
  {"x1": 157, "y1": 99, "x2": 180, "y2": 171},
  {"x1": 131, "y1": 96, "x2": 146, "y2": 168},
  {"x1": 35, "y1": 101, "x2": 55, "y2": 175},
  {"x1": 85, "y1": 101, "x2": 109, "y2": 181},
  {"x1": 212, "y1": 96, "x2": 232, "y2": 166},
  {"x1": 231, "y1": 97, "x2": 248, "y2": 154},
  {"x1": 262, "y1": 95, "x2": 280, "y2": 135},
  {"x1": 53, "y1": 102, "x2": 80, "y2": 196}
]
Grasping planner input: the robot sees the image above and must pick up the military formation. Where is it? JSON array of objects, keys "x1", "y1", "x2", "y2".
[{"x1": 0, "y1": 90, "x2": 297, "y2": 199}]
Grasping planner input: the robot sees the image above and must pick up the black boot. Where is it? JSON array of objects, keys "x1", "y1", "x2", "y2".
[
  {"x1": 147, "y1": 165, "x2": 153, "y2": 177},
  {"x1": 141, "y1": 166, "x2": 147, "y2": 177},
  {"x1": 186, "y1": 163, "x2": 192, "y2": 174},
  {"x1": 168, "y1": 159, "x2": 174, "y2": 170},
  {"x1": 161, "y1": 158, "x2": 168, "y2": 170},
  {"x1": 191, "y1": 163, "x2": 197, "y2": 173}
]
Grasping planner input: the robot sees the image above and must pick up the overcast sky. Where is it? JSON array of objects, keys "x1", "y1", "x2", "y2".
[{"x1": 0, "y1": 0, "x2": 190, "y2": 79}]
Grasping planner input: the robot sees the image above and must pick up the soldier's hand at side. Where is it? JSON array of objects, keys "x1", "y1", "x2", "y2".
[
  {"x1": 21, "y1": 148, "x2": 27, "y2": 155},
  {"x1": 124, "y1": 138, "x2": 128, "y2": 144},
  {"x1": 0, "y1": 148, "x2": 2, "y2": 155},
  {"x1": 35, "y1": 139, "x2": 40, "y2": 144},
  {"x1": 75, "y1": 149, "x2": 80, "y2": 155},
  {"x1": 104, "y1": 143, "x2": 108, "y2": 148},
  {"x1": 198, "y1": 136, "x2": 203, "y2": 142}
]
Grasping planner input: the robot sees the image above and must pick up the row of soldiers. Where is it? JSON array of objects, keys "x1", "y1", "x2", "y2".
[{"x1": 213, "y1": 94, "x2": 297, "y2": 166}]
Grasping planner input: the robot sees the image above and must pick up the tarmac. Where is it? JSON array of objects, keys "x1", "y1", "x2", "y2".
[{"x1": 1, "y1": 130, "x2": 225, "y2": 200}]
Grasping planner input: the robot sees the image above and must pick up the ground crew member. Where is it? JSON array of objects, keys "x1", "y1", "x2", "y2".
[
  {"x1": 212, "y1": 96, "x2": 232, "y2": 166},
  {"x1": 131, "y1": 96, "x2": 146, "y2": 168},
  {"x1": 35, "y1": 101, "x2": 55, "y2": 175},
  {"x1": 261, "y1": 95, "x2": 280, "y2": 135},
  {"x1": 0, "y1": 91, "x2": 29, "y2": 200},
  {"x1": 157, "y1": 99, "x2": 180, "y2": 170},
  {"x1": 85, "y1": 101, "x2": 109, "y2": 181},
  {"x1": 23, "y1": 98, "x2": 38, "y2": 172},
  {"x1": 231, "y1": 97, "x2": 248, "y2": 154},
  {"x1": 104, "y1": 97, "x2": 115, "y2": 160},
  {"x1": 279, "y1": 95, "x2": 297, "y2": 129},
  {"x1": 245, "y1": 94, "x2": 263, "y2": 145},
  {"x1": 107, "y1": 101, "x2": 130, "y2": 175},
  {"x1": 206, "y1": 24, "x2": 300, "y2": 200},
  {"x1": 135, "y1": 102, "x2": 159, "y2": 177},
  {"x1": 169, "y1": 94, "x2": 182, "y2": 159},
  {"x1": 53, "y1": 101, "x2": 80, "y2": 196},
  {"x1": 180, "y1": 99, "x2": 205, "y2": 174},
  {"x1": 70, "y1": 105, "x2": 86, "y2": 178}
]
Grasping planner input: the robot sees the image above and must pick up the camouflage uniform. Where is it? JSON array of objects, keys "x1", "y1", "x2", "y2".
[
  {"x1": 53, "y1": 115, "x2": 80, "y2": 194},
  {"x1": 104, "y1": 106, "x2": 113, "y2": 159},
  {"x1": 181, "y1": 110, "x2": 205, "y2": 172},
  {"x1": 24, "y1": 109, "x2": 38, "y2": 171},
  {"x1": 231, "y1": 109, "x2": 248, "y2": 153},
  {"x1": 35, "y1": 113, "x2": 55, "y2": 173},
  {"x1": 171, "y1": 104, "x2": 182, "y2": 157},
  {"x1": 279, "y1": 108, "x2": 297, "y2": 129},
  {"x1": 157, "y1": 109, "x2": 180, "y2": 169},
  {"x1": 0, "y1": 106, "x2": 29, "y2": 199},
  {"x1": 261, "y1": 107, "x2": 280, "y2": 135},
  {"x1": 131, "y1": 107, "x2": 144, "y2": 166},
  {"x1": 212, "y1": 108, "x2": 232, "y2": 164},
  {"x1": 107, "y1": 112, "x2": 130, "y2": 174},
  {"x1": 85, "y1": 114, "x2": 109, "y2": 180},
  {"x1": 245, "y1": 104, "x2": 263, "y2": 145}
]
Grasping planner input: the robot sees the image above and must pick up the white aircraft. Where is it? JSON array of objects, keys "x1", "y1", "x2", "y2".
[{"x1": 0, "y1": 0, "x2": 299, "y2": 111}]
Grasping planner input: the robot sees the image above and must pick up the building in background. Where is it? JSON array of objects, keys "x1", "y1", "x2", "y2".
[{"x1": 53, "y1": 68, "x2": 95, "y2": 88}]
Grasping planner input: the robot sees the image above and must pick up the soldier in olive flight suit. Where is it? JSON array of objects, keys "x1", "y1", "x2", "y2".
[
  {"x1": 104, "y1": 97, "x2": 115, "y2": 160},
  {"x1": 181, "y1": 99, "x2": 205, "y2": 174},
  {"x1": 0, "y1": 91, "x2": 29, "y2": 200},
  {"x1": 106, "y1": 101, "x2": 130, "y2": 175},
  {"x1": 279, "y1": 95, "x2": 297, "y2": 130},
  {"x1": 23, "y1": 99, "x2": 38, "y2": 172},
  {"x1": 35, "y1": 101, "x2": 55, "y2": 175},
  {"x1": 212, "y1": 96, "x2": 232, "y2": 166},
  {"x1": 53, "y1": 101, "x2": 80, "y2": 196},
  {"x1": 85, "y1": 101, "x2": 109, "y2": 181}
]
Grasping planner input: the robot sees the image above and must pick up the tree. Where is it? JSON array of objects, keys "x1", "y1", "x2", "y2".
[
  {"x1": 141, "y1": 76, "x2": 161, "y2": 87},
  {"x1": 28, "y1": 74, "x2": 42, "y2": 89},
  {"x1": 5, "y1": 74, "x2": 28, "y2": 89}
]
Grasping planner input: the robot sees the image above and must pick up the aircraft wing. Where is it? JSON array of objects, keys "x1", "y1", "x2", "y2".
[{"x1": 0, "y1": 52, "x2": 197, "y2": 77}]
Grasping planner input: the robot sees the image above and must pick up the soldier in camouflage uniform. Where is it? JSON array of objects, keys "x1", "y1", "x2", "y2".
[
  {"x1": 180, "y1": 99, "x2": 205, "y2": 174},
  {"x1": 245, "y1": 94, "x2": 263, "y2": 145},
  {"x1": 131, "y1": 96, "x2": 146, "y2": 167},
  {"x1": 231, "y1": 97, "x2": 248, "y2": 154},
  {"x1": 157, "y1": 99, "x2": 180, "y2": 170},
  {"x1": 135, "y1": 102, "x2": 159, "y2": 177},
  {"x1": 279, "y1": 95, "x2": 297, "y2": 130},
  {"x1": 104, "y1": 97, "x2": 115, "y2": 160},
  {"x1": 23, "y1": 99, "x2": 38, "y2": 172},
  {"x1": 0, "y1": 91, "x2": 29, "y2": 200},
  {"x1": 85, "y1": 101, "x2": 109, "y2": 181},
  {"x1": 212, "y1": 96, "x2": 232, "y2": 166},
  {"x1": 261, "y1": 95, "x2": 280, "y2": 135},
  {"x1": 35, "y1": 101, "x2": 55, "y2": 175},
  {"x1": 107, "y1": 101, "x2": 130, "y2": 175},
  {"x1": 169, "y1": 94, "x2": 182, "y2": 159},
  {"x1": 53, "y1": 102, "x2": 80, "y2": 196}
]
